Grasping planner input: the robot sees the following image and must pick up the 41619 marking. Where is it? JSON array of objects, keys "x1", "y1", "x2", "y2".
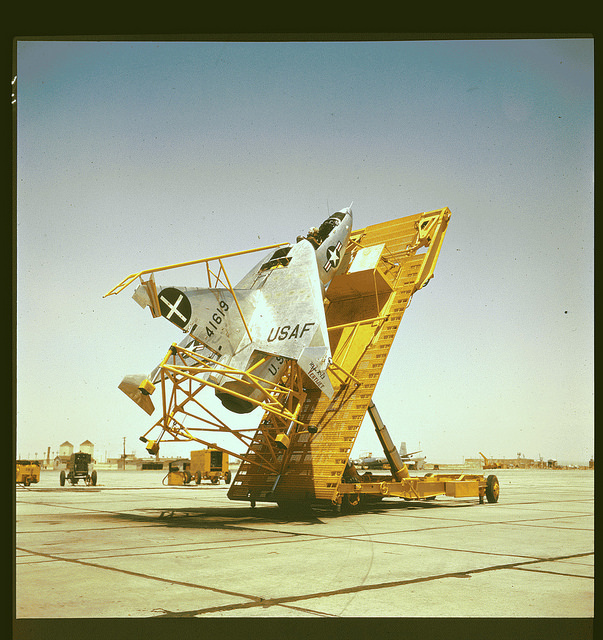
[{"x1": 206, "y1": 300, "x2": 229, "y2": 337}]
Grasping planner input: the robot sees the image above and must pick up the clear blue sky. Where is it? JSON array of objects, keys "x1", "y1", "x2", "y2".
[{"x1": 16, "y1": 38, "x2": 593, "y2": 465}]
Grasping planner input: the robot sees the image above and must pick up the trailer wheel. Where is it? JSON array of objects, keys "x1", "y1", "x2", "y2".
[
  {"x1": 60, "y1": 470, "x2": 65, "y2": 486},
  {"x1": 224, "y1": 471, "x2": 232, "y2": 484},
  {"x1": 342, "y1": 493, "x2": 362, "y2": 512},
  {"x1": 485, "y1": 475, "x2": 500, "y2": 503},
  {"x1": 195, "y1": 471, "x2": 201, "y2": 485},
  {"x1": 91, "y1": 470, "x2": 97, "y2": 486},
  {"x1": 184, "y1": 471, "x2": 192, "y2": 484}
]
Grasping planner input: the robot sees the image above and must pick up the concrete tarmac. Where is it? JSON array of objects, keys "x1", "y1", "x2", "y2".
[{"x1": 15, "y1": 468, "x2": 593, "y2": 621}]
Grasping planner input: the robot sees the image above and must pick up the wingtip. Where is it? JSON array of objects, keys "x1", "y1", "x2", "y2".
[{"x1": 118, "y1": 375, "x2": 156, "y2": 415}]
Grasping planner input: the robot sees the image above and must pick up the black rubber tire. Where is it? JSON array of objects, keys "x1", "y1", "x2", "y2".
[
  {"x1": 341, "y1": 493, "x2": 362, "y2": 512},
  {"x1": 485, "y1": 475, "x2": 500, "y2": 503},
  {"x1": 60, "y1": 470, "x2": 65, "y2": 486},
  {"x1": 91, "y1": 470, "x2": 97, "y2": 486},
  {"x1": 224, "y1": 471, "x2": 232, "y2": 485},
  {"x1": 195, "y1": 471, "x2": 202, "y2": 485}
]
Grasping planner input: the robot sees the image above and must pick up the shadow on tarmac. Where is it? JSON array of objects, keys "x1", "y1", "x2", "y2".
[{"x1": 103, "y1": 496, "x2": 481, "y2": 530}]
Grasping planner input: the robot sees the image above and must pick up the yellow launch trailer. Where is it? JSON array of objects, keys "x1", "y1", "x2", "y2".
[
  {"x1": 123, "y1": 207, "x2": 498, "y2": 512},
  {"x1": 228, "y1": 208, "x2": 499, "y2": 511}
]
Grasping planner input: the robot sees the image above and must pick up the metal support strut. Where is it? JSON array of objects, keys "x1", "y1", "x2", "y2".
[{"x1": 367, "y1": 401, "x2": 410, "y2": 480}]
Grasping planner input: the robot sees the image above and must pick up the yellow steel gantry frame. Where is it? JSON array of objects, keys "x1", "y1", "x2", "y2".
[
  {"x1": 227, "y1": 208, "x2": 459, "y2": 506},
  {"x1": 105, "y1": 207, "x2": 499, "y2": 510}
]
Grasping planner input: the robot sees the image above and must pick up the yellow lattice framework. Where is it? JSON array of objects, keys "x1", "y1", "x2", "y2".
[
  {"x1": 228, "y1": 207, "x2": 454, "y2": 505},
  {"x1": 107, "y1": 207, "x2": 499, "y2": 509}
]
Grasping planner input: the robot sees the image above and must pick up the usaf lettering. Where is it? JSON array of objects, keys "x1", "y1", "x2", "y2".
[{"x1": 267, "y1": 322, "x2": 315, "y2": 342}]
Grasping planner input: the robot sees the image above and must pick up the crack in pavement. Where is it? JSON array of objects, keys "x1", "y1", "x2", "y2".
[
  {"x1": 148, "y1": 551, "x2": 594, "y2": 617},
  {"x1": 15, "y1": 546, "x2": 263, "y2": 604}
]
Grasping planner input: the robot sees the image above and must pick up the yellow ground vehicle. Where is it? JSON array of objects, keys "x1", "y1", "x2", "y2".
[
  {"x1": 16, "y1": 460, "x2": 40, "y2": 486},
  {"x1": 164, "y1": 459, "x2": 193, "y2": 485},
  {"x1": 163, "y1": 451, "x2": 231, "y2": 485},
  {"x1": 479, "y1": 452, "x2": 503, "y2": 469},
  {"x1": 190, "y1": 449, "x2": 231, "y2": 485}
]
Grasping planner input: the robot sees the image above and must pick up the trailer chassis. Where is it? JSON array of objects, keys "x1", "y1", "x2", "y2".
[{"x1": 333, "y1": 469, "x2": 500, "y2": 512}]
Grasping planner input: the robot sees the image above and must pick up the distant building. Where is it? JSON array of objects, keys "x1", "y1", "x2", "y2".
[
  {"x1": 58, "y1": 441, "x2": 73, "y2": 457},
  {"x1": 80, "y1": 440, "x2": 95, "y2": 458},
  {"x1": 53, "y1": 440, "x2": 96, "y2": 469},
  {"x1": 465, "y1": 456, "x2": 537, "y2": 469},
  {"x1": 106, "y1": 453, "x2": 138, "y2": 470},
  {"x1": 54, "y1": 441, "x2": 74, "y2": 469}
]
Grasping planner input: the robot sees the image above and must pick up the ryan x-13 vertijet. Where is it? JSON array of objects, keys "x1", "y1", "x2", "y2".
[{"x1": 114, "y1": 207, "x2": 354, "y2": 415}]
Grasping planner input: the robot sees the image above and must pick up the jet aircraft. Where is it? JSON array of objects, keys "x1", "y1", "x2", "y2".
[
  {"x1": 117, "y1": 207, "x2": 354, "y2": 416},
  {"x1": 354, "y1": 443, "x2": 424, "y2": 470}
]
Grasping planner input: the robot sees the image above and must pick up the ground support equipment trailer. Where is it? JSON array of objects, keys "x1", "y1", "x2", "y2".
[
  {"x1": 60, "y1": 452, "x2": 97, "y2": 486},
  {"x1": 163, "y1": 450, "x2": 232, "y2": 485},
  {"x1": 190, "y1": 448, "x2": 232, "y2": 485},
  {"x1": 16, "y1": 460, "x2": 40, "y2": 486}
]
